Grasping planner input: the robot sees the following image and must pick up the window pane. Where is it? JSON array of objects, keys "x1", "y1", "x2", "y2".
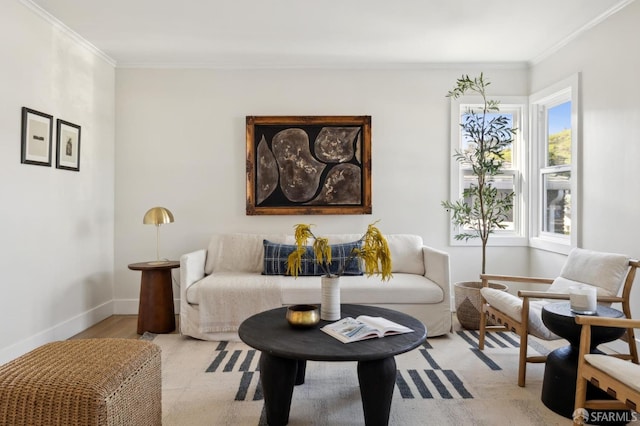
[
  {"x1": 542, "y1": 171, "x2": 571, "y2": 235},
  {"x1": 462, "y1": 173, "x2": 515, "y2": 230},
  {"x1": 461, "y1": 111, "x2": 514, "y2": 168},
  {"x1": 547, "y1": 102, "x2": 571, "y2": 166}
]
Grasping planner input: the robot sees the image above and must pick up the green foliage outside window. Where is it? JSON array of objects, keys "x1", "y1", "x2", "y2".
[{"x1": 548, "y1": 129, "x2": 571, "y2": 166}]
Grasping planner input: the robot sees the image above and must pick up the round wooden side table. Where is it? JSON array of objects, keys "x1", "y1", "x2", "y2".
[{"x1": 128, "y1": 261, "x2": 180, "y2": 334}]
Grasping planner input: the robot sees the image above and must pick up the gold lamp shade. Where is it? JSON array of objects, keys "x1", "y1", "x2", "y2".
[
  {"x1": 143, "y1": 207, "x2": 174, "y2": 264},
  {"x1": 143, "y1": 207, "x2": 174, "y2": 225}
]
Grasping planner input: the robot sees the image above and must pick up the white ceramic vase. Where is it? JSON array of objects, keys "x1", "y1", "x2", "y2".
[{"x1": 321, "y1": 275, "x2": 341, "y2": 320}]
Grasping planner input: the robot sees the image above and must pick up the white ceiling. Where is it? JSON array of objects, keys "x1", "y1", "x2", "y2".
[{"x1": 26, "y1": 0, "x2": 633, "y2": 68}]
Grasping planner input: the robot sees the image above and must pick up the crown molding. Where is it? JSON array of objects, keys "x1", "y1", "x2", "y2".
[
  {"x1": 19, "y1": 0, "x2": 116, "y2": 67},
  {"x1": 115, "y1": 60, "x2": 530, "y2": 71},
  {"x1": 530, "y1": 0, "x2": 635, "y2": 65}
]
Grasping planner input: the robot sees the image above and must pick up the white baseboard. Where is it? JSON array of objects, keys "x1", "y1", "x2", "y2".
[
  {"x1": 113, "y1": 299, "x2": 181, "y2": 315},
  {"x1": 0, "y1": 301, "x2": 113, "y2": 365}
]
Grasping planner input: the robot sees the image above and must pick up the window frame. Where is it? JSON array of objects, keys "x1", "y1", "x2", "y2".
[
  {"x1": 447, "y1": 95, "x2": 528, "y2": 247},
  {"x1": 529, "y1": 73, "x2": 580, "y2": 254}
]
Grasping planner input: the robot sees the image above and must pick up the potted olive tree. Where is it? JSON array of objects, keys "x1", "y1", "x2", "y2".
[{"x1": 442, "y1": 73, "x2": 515, "y2": 329}]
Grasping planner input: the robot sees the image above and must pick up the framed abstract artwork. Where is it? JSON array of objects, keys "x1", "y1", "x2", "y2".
[
  {"x1": 55, "y1": 119, "x2": 81, "y2": 171},
  {"x1": 21, "y1": 107, "x2": 53, "y2": 167},
  {"x1": 246, "y1": 115, "x2": 372, "y2": 215}
]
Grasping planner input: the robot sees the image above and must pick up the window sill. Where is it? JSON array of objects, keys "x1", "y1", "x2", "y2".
[{"x1": 529, "y1": 237, "x2": 571, "y2": 255}]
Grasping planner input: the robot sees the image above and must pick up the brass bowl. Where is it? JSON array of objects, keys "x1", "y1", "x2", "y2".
[{"x1": 286, "y1": 304, "x2": 320, "y2": 328}]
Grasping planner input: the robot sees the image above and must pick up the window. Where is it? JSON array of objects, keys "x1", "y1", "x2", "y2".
[
  {"x1": 448, "y1": 96, "x2": 528, "y2": 246},
  {"x1": 529, "y1": 74, "x2": 580, "y2": 253}
]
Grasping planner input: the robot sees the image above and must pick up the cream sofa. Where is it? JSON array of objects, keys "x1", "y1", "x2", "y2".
[{"x1": 179, "y1": 233, "x2": 452, "y2": 341}]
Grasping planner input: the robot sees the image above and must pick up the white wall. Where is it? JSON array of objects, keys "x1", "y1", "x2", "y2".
[
  {"x1": 529, "y1": 0, "x2": 640, "y2": 321},
  {"x1": 0, "y1": 1, "x2": 115, "y2": 363},
  {"x1": 114, "y1": 67, "x2": 529, "y2": 310}
]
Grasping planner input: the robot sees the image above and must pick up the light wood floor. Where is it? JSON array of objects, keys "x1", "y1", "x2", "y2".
[
  {"x1": 71, "y1": 314, "x2": 458, "y2": 339},
  {"x1": 69, "y1": 315, "x2": 179, "y2": 339}
]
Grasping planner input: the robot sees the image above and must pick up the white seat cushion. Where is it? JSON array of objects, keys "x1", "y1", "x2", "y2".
[
  {"x1": 528, "y1": 300, "x2": 560, "y2": 340},
  {"x1": 480, "y1": 287, "x2": 521, "y2": 319},
  {"x1": 584, "y1": 354, "x2": 640, "y2": 393},
  {"x1": 188, "y1": 272, "x2": 444, "y2": 306},
  {"x1": 480, "y1": 287, "x2": 560, "y2": 340},
  {"x1": 280, "y1": 273, "x2": 443, "y2": 305}
]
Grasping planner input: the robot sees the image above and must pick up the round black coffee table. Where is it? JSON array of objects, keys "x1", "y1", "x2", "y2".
[
  {"x1": 238, "y1": 304, "x2": 427, "y2": 426},
  {"x1": 541, "y1": 302, "x2": 627, "y2": 423}
]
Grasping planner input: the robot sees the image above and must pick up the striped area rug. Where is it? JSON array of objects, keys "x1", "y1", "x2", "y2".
[
  {"x1": 205, "y1": 340, "x2": 474, "y2": 402},
  {"x1": 157, "y1": 330, "x2": 566, "y2": 425}
]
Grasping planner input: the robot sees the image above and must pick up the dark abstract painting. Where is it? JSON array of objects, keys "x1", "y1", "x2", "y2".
[{"x1": 246, "y1": 116, "x2": 371, "y2": 215}]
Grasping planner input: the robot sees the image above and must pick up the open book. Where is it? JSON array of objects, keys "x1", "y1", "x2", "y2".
[{"x1": 321, "y1": 315, "x2": 414, "y2": 343}]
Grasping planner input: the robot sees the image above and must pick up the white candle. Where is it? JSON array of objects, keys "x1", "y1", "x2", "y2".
[{"x1": 570, "y1": 286, "x2": 597, "y2": 314}]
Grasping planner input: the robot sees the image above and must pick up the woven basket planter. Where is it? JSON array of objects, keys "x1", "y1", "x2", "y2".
[{"x1": 454, "y1": 281, "x2": 508, "y2": 330}]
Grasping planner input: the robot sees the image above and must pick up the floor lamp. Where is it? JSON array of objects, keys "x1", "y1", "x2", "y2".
[{"x1": 143, "y1": 207, "x2": 174, "y2": 265}]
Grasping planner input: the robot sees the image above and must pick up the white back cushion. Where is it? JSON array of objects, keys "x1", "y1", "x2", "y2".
[
  {"x1": 285, "y1": 233, "x2": 424, "y2": 274},
  {"x1": 385, "y1": 234, "x2": 425, "y2": 275},
  {"x1": 204, "y1": 233, "x2": 426, "y2": 276},
  {"x1": 283, "y1": 233, "x2": 363, "y2": 245},
  {"x1": 205, "y1": 234, "x2": 287, "y2": 274},
  {"x1": 548, "y1": 248, "x2": 629, "y2": 296}
]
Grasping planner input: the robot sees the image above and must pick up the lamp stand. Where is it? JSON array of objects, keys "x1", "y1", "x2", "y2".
[{"x1": 148, "y1": 224, "x2": 169, "y2": 265}]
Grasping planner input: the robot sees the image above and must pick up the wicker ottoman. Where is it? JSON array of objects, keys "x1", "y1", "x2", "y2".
[{"x1": 0, "y1": 338, "x2": 161, "y2": 426}]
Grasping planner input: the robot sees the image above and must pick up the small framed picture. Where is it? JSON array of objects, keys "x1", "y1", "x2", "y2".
[
  {"x1": 21, "y1": 107, "x2": 53, "y2": 166},
  {"x1": 56, "y1": 119, "x2": 81, "y2": 171}
]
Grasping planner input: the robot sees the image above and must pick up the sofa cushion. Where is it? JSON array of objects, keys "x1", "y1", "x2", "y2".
[
  {"x1": 204, "y1": 233, "x2": 429, "y2": 276},
  {"x1": 263, "y1": 240, "x2": 363, "y2": 276},
  {"x1": 188, "y1": 273, "x2": 444, "y2": 306},
  {"x1": 186, "y1": 272, "x2": 281, "y2": 305},
  {"x1": 285, "y1": 234, "x2": 426, "y2": 275},
  {"x1": 385, "y1": 235, "x2": 425, "y2": 275},
  {"x1": 263, "y1": 240, "x2": 300, "y2": 275},
  {"x1": 280, "y1": 273, "x2": 443, "y2": 305},
  {"x1": 205, "y1": 234, "x2": 282, "y2": 274}
]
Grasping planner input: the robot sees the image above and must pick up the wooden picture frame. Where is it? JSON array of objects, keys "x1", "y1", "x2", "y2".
[
  {"x1": 21, "y1": 107, "x2": 53, "y2": 167},
  {"x1": 56, "y1": 119, "x2": 81, "y2": 171},
  {"x1": 246, "y1": 115, "x2": 372, "y2": 215}
]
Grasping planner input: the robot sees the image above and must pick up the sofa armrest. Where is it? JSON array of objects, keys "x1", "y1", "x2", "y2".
[
  {"x1": 180, "y1": 249, "x2": 207, "y2": 303},
  {"x1": 422, "y1": 246, "x2": 451, "y2": 304}
]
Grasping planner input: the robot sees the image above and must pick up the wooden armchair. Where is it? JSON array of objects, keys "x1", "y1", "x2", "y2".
[
  {"x1": 573, "y1": 316, "x2": 640, "y2": 426},
  {"x1": 478, "y1": 248, "x2": 639, "y2": 387}
]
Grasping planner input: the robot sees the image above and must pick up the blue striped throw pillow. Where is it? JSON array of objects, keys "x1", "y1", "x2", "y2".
[{"x1": 263, "y1": 240, "x2": 363, "y2": 276}]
